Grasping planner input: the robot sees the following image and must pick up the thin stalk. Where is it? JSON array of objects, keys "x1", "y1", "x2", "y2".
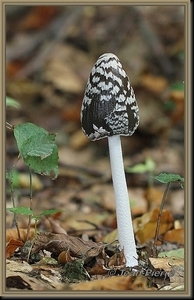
[
  {"x1": 152, "y1": 182, "x2": 171, "y2": 257},
  {"x1": 26, "y1": 169, "x2": 33, "y2": 241},
  {"x1": 108, "y1": 135, "x2": 138, "y2": 267},
  {"x1": 9, "y1": 169, "x2": 21, "y2": 241}
]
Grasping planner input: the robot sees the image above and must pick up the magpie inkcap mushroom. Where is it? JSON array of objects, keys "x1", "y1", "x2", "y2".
[{"x1": 81, "y1": 53, "x2": 140, "y2": 267}]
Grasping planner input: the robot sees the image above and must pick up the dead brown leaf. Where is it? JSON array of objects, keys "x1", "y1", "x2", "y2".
[
  {"x1": 149, "y1": 256, "x2": 184, "y2": 285},
  {"x1": 133, "y1": 208, "x2": 174, "y2": 244},
  {"x1": 70, "y1": 275, "x2": 157, "y2": 290},
  {"x1": 43, "y1": 59, "x2": 84, "y2": 94},
  {"x1": 6, "y1": 259, "x2": 60, "y2": 290},
  {"x1": 58, "y1": 250, "x2": 74, "y2": 264},
  {"x1": 32, "y1": 232, "x2": 105, "y2": 259},
  {"x1": 46, "y1": 217, "x2": 67, "y2": 235},
  {"x1": 163, "y1": 228, "x2": 184, "y2": 245},
  {"x1": 6, "y1": 238, "x2": 24, "y2": 258},
  {"x1": 6, "y1": 228, "x2": 35, "y2": 243},
  {"x1": 140, "y1": 73, "x2": 168, "y2": 94},
  {"x1": 144, "y1": 187, "x2": 164, "y2": 210},
  {"x1": 149, "y1": 257, "x2": 173, "y2": 272}
]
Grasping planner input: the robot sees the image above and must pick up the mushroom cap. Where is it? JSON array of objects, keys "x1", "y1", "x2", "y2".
[{"x1": 81, "y1": 53, "x2": 139, "y2": 141}]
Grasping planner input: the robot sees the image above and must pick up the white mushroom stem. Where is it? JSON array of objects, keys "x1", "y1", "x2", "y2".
[{"x1": 108, "y1": 135, "x2": 138, "y2": 267}]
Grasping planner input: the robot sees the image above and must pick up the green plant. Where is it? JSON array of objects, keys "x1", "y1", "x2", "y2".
[
  {"x1": 152, "y1": 172, "x2": 184, "y2": 257},
  {"x1": 126, "y1": 157, "x2": 156, "y2": 188},
  {"x1": 6, "y1": 121, "x2": 62, "y2": 241},
  {"x1": 6, "y1": 96, "x2": 21, "y2": 109}
]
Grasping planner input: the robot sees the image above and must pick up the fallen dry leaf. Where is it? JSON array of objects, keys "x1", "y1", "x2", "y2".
[
  {"x1": 140, "y1": 73, "x2": 168, "y2": 94},
  {"x1": 43, "y1": 59, "x2": 84, "y2": 94},
  {"x1": 6, "y1": 228, "x2": 35, "y2": 243},
  {"x1": 144, "y1": 187, "x2": 164, "y2": 210},
  {"x1": 70, "y1": 275, "x2": 157, "y2": 291},
  {"x1": 6, "y1": 259, "x2": 60, "y2": 290},
  {"x1": 149, "y1": 257, "x2": 173, "y2": 272},
  {"x1": 58, "y1": 250, "x2": 74, "y2": 264},
  {"x1": 133, "y1": 208, "x2": 174, "y2": 244},
  {"x1": 163, "y1": 228, "x2": 184, "y2": 245},
  {"x1": 6, "y1": 238, "x2": 24, "y2": 258},
  {"x1": 149, "y1": 256, "x2": 184, "y2": 285},
  {"x1": 46, "y1": 217, "x2": 67, "y2": 234},
  {"x1": 32, "y1": 232, "x2": 105, "y2": 258}
]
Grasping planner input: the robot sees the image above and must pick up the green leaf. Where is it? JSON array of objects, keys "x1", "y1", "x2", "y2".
[
  {"x1": 153, "y1": 173, "x2": 184, "y2": 184},
  {"x1": 126, "y1": 158, "x2": 156, "y2": 174},
  {"x1": 14, "y1": 123, "x2": 59, "y2": 179},
  {"x1": 24, "y1": 144, "x2": 59, "y2": 179},
  {"x1": 6, "y1": 97, "x2": 21, "y2": 109},
  {"x1": 21, "y1": 132, "x2": 56, "y2": 159},
  {"x1": 158, "y1": 248, "x2": 184, "y2": 259},
  {"x1": 164, "y1": 100, "x2": 176, "y2": 112},
  {"x1": 31, "y1": 209, "x2": 65, "y2": 221},
  {"x1": 7, "y1": 206, "x2": 33, "y2": 216},
  {"x1": 170, "y1": 82, "x2": 184, "y2": 91},
  {"x1": 14, "y1": 123, "x2": 47, "y2": 151}
]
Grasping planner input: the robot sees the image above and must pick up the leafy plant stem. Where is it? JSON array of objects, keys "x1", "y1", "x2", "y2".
[
  {"x1": 148, "y1": 170, "x2": 154, "y2": 189},
  {"x1": 152, "y1": 182, "x2": 171, "y2": 257},
  {"x1": 26, "y1": 169, "x2": 33, "y2": 241},
  {"x1": 10, "y1": 169, "x2": 22, "y2": 241}
]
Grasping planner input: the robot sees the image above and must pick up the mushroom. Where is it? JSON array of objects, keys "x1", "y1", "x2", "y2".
[{"x1": 80, "y1": 53, "x2": 139, "y2": 267}]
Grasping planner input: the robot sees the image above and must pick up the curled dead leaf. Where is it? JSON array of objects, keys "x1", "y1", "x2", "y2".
[
  {"x1": 6, "y1": 238, "x2": 24, "y2": 258},
  {"x1": 31, "y1": 232, "x2": 105, "y2": 259},
  {"x1": 58, "y1": 250, "x2": 73, "y2": 264}
]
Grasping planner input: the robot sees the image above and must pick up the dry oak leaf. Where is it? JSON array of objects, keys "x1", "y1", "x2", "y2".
[{"x1": 32, "y1": 232, "x2": 105, "y2": 259}]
